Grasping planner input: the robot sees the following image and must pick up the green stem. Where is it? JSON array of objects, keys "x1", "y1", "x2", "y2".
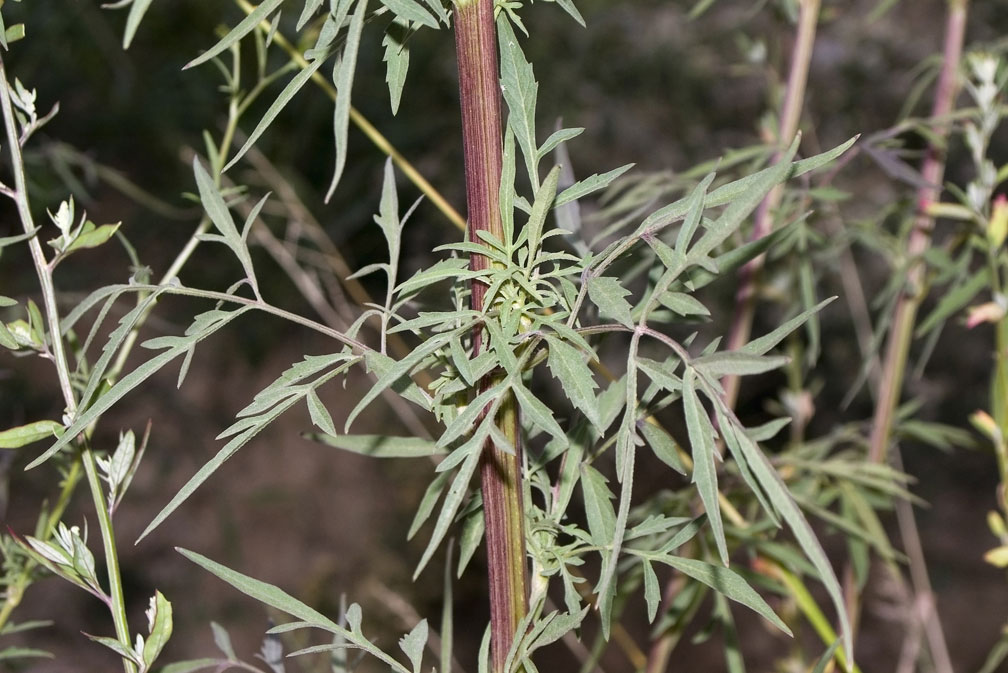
[
  {"x1": 453, "y1": 1, "x2": 529, "y2": 670},
  {"x1": 0, "y1": 56, "x2": 137, "y2": 673}
]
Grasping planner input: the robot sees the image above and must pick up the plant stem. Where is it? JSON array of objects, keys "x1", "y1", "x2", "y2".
[
  {"x1": 0, "y1": 57, "x2": 138, "y2": 673},
  {"x1": 453, "y1": 1, "x2": 529, "y2": 670},
  {"x1": 867, "y1": 0, "x2": 967, "y2": 465},
  {"x1": 723, "y1": 0, "x2": 820, "y2": 409}
]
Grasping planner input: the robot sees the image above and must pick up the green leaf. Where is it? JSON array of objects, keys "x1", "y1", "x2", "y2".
[
  {"x1": 307, "y1": 433, "x2": 445, "y2": 458},
  {"x1": 142, "y1": 591, "x2": 173, "y2": 668},
  {"x1": 638, "y1": 419, "x2": 686, "y2": 474},
  {"x1": 512, "y1": 381, "x2": 567, "y2": 443},
  {"x1": 398, "y1": 619, "x2": 427, "y2": 673},
  {"x1": 325, "y1": 0, "x2": 368, "y2": 202},
  {"x1": 179, "y1": 548, "x2": 340, "y2": 627},
  {"x1": 642, "y1": 560, "x2": 660, "y2": 623},
  {"x1": 537, "y1": 127, "x2": 584, "y2": 159},
  {"x1": 414, "y1": 426, "x2": 486, "y2": 578},
  {"x1": 579, "y1": 463, "x2": 615, "y2": 546},
  {"x1": 193, "y1": 158, "x2": 257, "y2": 286},
  {"x1": 662, "y1": 556, "x2": 791, "y2": 635},
  {"x1": 30, "y1": 306, "x2": 250, "y2": 470},
  {"x1": 382, "y1": 27, "x2": 410, "y2": 115},
  {"x1": 657, "y1": 291, "x2": 710, "y2": 317},
  {"x1": 526, "y1": 165, "x2": 561, "y2": 261},
  {"x1": 554, "y1": 164, "x2": 633, "y2": 207},
  {"x1": 379, "y1": 0, "x2": 439, "y2": 28},
  {"x1": 224, "y1": 56, "x2": 326, "y2": 172},
  {"x1": 545, "y1": 335, "x2": 601, "y2": 430},
  {"x1": 306, "y1": 389, "x2": 338, "y2": 436},
  {"x1": 498, "y1": 18, "x2": 539, "y2": 186},
  {"x1": 587, "y1": 275, "x2": 633, "y2": 328},
  {"x1": 727, "y1": 422, "x2": 851, "y2": 660},
  {"x1": 682, "y1": 369, "x2": 728, "y2": 565},
  {"x1": 123, "y1": 0, "x2": 156, "y2": 48},
  {"x1": 64, "y1": 222, "x2": 121, "y2": 254},
  {"x1": 184, "y1": 0, "x2": 285, "y2": 69},
  {"x1": 740, "y1": 298, "x2": 834, "y2": 356},
  {"x1": 692, "y1": 352, "x2": 788, "y2": 378},
  {"x1": 0, "y1": 420, "x2": 62, "y2": 449}
]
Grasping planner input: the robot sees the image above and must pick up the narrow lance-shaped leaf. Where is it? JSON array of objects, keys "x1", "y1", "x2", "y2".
[
  {"x1": 123, "y1": 0, "x2": 157, "y2": 48},
  {"x1": 325, "y1": 0, "x2": 368, "y2": 202},
  {"x1": 497, "y1": 18, "x2": 539, "y2": 188},
  {"x1": 224, "y1": 57, "x2": 326, "y2": 172},
  {"x1": 545, "y1": 336, "x2": 601, "y2": 431},
  {"x1": 184, "y1": 0, "x2": 286, "y2": 69},
  {"x1": 683, "y1": 369, "x2": 728, "y2": 565}
]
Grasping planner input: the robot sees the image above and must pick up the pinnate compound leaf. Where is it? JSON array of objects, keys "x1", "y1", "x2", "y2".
[
  {"x1": 662, "y1": 556, "x2": 791, "y2": 635},
  {"x1": 184, "y1": 0, "x2": 285, "y2": 69},
  {"x1": 683, "y1": 369, "x2": 728, "y2": 565},
  {"x1": 545, "y1": 336, "x2": 601, "y2": 430}
]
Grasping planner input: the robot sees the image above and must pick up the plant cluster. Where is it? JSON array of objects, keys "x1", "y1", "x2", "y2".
[{"x1": 0, "y1": 1, "x2": 1005, "y2": 673}]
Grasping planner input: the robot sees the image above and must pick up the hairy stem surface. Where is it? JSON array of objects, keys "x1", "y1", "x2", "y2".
[{"x1": 453, "y1": 1, "x2": 529, "y2": 670}]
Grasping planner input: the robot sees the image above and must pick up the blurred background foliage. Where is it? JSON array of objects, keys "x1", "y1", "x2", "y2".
[{"x1": 1, "y1": 0, "x2": 1007, "y2": 670}]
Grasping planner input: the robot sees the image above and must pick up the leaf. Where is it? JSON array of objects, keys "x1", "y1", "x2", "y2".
[
  {"x1": 379, "y1": 0, "x2": 439, "y2": 29},
  {"x1": 306, "y1": 433, "x2": 445, "y2": 458},
  {"x1": 142, "y1": 591, "x2": 173, "y2": 668},
  {"x1": 537, "y1": 127, "x2": 584, "y2": 159},
  {"x1": 184, "y1": 0, "x2": 285, "y2": 69},
  {"x1": 740, "y1": 298, "x2": 835, "y2": 356},
  {"x1": 692, "y1": 352, "x2": 789, "y2": 378},
  {"x1": 498, "y1": 19, "x2": 539, "y2": 186},
  {"x1": 123, "y1": 0, "x2": 156, "y2": 48},
  {"x1": 193, "y1": 158, "x2": 257, "y2": 286},
  {"x1": 587, "y1": 275, "x2": 633, "y2": 328},
  {"x1": 682, "y1": 370, "x2": 728, "y2": 565},
  {"x1": 642, "y1": 560, "x2": 660, "y2": 623},
  {"x1": 545, "y1": 336, "x2": 601, "y2": 430},
  {"x1": 727, "y1": 423, "x2": 852, "y2": 660},
  {"x1": 325, "y1": 0, "x2": 368, "y2": 202},
  {"x1": 398, "y1": 619, "x2": 427, "y2": 673},
  {"x1": 638, "y1": 419, "x2": 686, "y2": 474},
  {"x1": 554, "y1": 164, "x2": 633, "y2": 207},
  {"x1": 179, "y1": 548, "x2": 342, "y2": 629},
  {"x1": 526, "y1": 166, "x2": 561, "y2": 261},
  {"x1": 306, "y1": 389, "x2": 338, "y2": 436},
  {"x1": 512, "y1": 381, "x2": 567, "y2": 443},
  {"x1": 224, "y1": 56, "x2": 326, "y2": 172},
  {"x1": 382, "y1": 27, "x2": 410, "y2": 115},
  {"x1": 662, "y1": 556, "x2": 791, "y2": 635},
  {"x1": 579, "y1": 464, "x2": 615, "y2": 546},
  {"x1": 414, "y1": 429, "x2": 484, "y2": 578},
  {"x1": 0, "y1": 420, "x2": 62, "y2": 449},
  {"x1": 30, "y1": 306, "x2": 250, "y2": 470}
]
